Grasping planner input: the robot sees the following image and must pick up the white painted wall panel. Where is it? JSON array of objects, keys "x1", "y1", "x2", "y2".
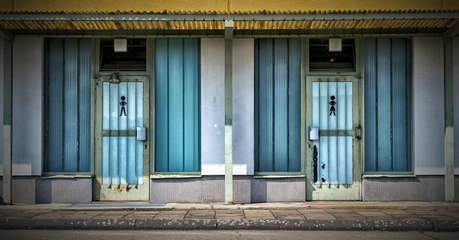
[
  {"x1": 12, "y1": 37, "x2": 43, "y2": 176},
  {"x1": 454, "y1": 37, "x2": 459, "y2": 174},
  {"x1": 413, "y1": 37, "x2": 445, "y2": 175},
  {"x1": 201, "y1": 38, "x2": 255, "y2": 175},
  {"x1": 233, "y1": 39, "x2": 254, "y2": 175},
  {"x1": 201, "y1": 38, "x2": 225, "y2": 175}
]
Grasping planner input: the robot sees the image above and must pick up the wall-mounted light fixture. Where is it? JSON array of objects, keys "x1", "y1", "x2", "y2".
[
  {"x1": 114, "y1": 38, "x2": 127, "y2": 52},
  {"x1": 329, "y1": 38, "x2": 342, "y2": 52}
]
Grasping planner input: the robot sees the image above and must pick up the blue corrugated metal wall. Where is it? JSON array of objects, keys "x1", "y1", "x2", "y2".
[
  {"x1": 364, "y1": 38, "x2": 411, "y2": 172},
  {"x1": 255, "y1": 39, "x2": 301, "y2": 172},
  {"x1": 155, "y1": 38, "x2": 200, "y2": 172},
  {"x1": 45, "y1": 39, "x2": 91, "y2": 172}
]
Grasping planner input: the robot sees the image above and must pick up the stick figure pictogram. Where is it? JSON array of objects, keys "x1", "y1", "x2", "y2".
[
  {"x1": 120, "y1": 96, "x2": 127, "y2": 117},
  {"x1": 329, "y1": 95, "x2": 336, "y2": 116}
]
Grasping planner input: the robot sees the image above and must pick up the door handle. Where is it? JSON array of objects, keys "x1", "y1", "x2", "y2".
[
  {"x1": 136, "y1": 127, "x2": 147, "y2": 141},
  {"x1": 354, "y1": 126, "x2": 361, "y2": 141}
]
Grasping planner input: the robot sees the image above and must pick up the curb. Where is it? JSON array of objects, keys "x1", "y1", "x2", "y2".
[{"x1": 1, "y1": 219, "x2": 458, "y2": 231}]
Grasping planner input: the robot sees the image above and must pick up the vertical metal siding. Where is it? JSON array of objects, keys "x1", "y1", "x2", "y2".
[
  {"x1": 78, "y1": 39, "x2": 91, "y2": 172},
  {"x1": 155, "y1": 38, "x2": 200, "y2": 172},
  {"x1": 155, "y1": 39, "x2": 169, "y2": 172},
  {"x1": 168, "y1": 39, "x2": 185, "y2": 172},
  {"x1": 257, "y1": 39, "x2": 274, "y2": 171},
  {"x1": 391, "y1": 39, "x2": 408, "y2": 171},
  {"x1": 364, "y1": 38, "x2": 411, "y2": 172},
  {"x1": 183, "y1": 39, "x2": 200, "y2": 171},
  {"x1": 288, "y1": 39, "x2": 301, "y2": 172},
  {"x1": 46, "y1": 38, "x2": 91, "y2": 172},
  {"x1": 255, "y1": 38, "x2": 301, "y2": 172},
  {"x1": 47, "y1": 39, "x2": 64, "y2": 172},
  {"x1": 364, "y1": 39, "x2": 377, "y2": 172},
  {"x1": 64, "y1": 39, "x2": 79, "y2": 172},
  {"x1": 376, "y1": 38, "x2": 392, "y2": 171},
  {"x1": 274, "y1": 39, "x2": 288, "y2": 171}
]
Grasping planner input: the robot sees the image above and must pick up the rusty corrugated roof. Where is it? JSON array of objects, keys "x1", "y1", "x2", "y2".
[
  {"x1": 0, "y1": 19, "x2": 455, "y2": 31},
  {"x1": 0, "y1": 10, "x2": 458, "y2": 33}
]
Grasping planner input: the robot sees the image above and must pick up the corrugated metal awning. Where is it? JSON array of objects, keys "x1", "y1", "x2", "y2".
[{"x1": 1, "y1": 11, "x2": 458, "y2": 36}]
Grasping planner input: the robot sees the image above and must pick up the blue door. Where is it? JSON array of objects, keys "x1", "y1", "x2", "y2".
[{"x1": 95, "y1": 75, "x2": 149, "y2": 201}]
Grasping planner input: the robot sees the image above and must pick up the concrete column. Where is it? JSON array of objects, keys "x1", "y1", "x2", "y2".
[
  {"x1": 224, "y1": 19, "x2": 234, "y2": 204},
  {"x1": 444, "y1": 37, "x2": 455, "y2": 201},
  {"x1": 2, "y1": 38, "x2": 12, "y2": 204}
]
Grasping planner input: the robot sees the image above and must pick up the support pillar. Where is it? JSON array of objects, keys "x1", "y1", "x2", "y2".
[
  {"x1": 224, "y1": 19, "x2": 234, "y2": 204},
  {"x1": 444, "y1": 37, "x2": 455, "y2": 202},
  {"x1": 2, "y1": 38, "x2": 12, "y2": 205}
]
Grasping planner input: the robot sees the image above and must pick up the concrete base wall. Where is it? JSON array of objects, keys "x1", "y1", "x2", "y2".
[
  {"x1": 2, "y1": 176, "x2": 459, "y2": 203},
  {"x1": 0, "y1": 177, "x2": 36, "y2": 203},
  {"x1": 363, "y1": 176, "x2": 459, "y2": 201},
  {"x1": 151, "y1": 176, "x2": 251, "y2": 203},
  {"x1": 251, "y1": 178, "x2": 305, "y2": 202},
  {"x1": 1, "y1": 177, "x2": 92, "y2": 203},
  {"x1": 36, "y1": 178, "x2": 92, "y2": 203}
]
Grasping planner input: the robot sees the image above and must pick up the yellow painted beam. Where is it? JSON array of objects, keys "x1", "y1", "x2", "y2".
[
  {"x1": 230, "y1": 0, "x2": 459, "y2": 12},
  {"x1": 1, "y1": 0, "x2": 458, "y2": 13}
]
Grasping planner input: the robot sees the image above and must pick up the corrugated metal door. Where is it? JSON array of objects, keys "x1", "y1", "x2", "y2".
[
  {"x1": 306, "y1": 76, "x2": 361, "y2": 200},
  {"x1": 95, "y1": 75, "x2": 149, "y2": 201}
]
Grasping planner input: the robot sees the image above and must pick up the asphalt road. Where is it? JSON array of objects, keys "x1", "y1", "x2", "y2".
[{"x1": 1, "y1": 230, "x2": 458, "y2": 240}]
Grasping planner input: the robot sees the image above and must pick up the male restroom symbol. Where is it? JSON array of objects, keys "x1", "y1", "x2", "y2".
[
  {"x1": 120, "y1": 96, "x2": 127, "y2": 117},
  {"x1": 329, "y1": 96, "x2": 336, "y2": 116}
]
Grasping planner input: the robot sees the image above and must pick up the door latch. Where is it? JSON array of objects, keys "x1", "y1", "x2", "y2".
[
  {"x1": 136, "y1": 127, "x2": 147, "y2": 141},
  {"x1": 309, "y1": 127, "x2": 319, "y2": 141},
  {"x1": 355, "y1": 126, "x2": 362, "y2": 141}
]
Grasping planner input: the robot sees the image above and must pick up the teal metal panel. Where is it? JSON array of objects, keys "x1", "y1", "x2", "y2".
[
  {"x1": 255, "y1": 39, "x2": 301, "y2": 172},
  {"x1": 64, "y1": 39, "x2": 79, "y2": 172},
  {"x1": 257, "y1": 39, "x2": 274, "y2": 171},
  {"x1": 155, "y1": 39, "x2": 169, "y2": 172},
  {"x1": 364, "y1": 39, "x2": 377, "y2": 171},
  {"x1": 155, "y1": 38, "x2": 200, "y2": 172},
  {"x1": 47, "y1": 39, "x2": 64, "y2": 172},
  {"x1": 183, "y1": 39, "x2": 200, "y2": 171},
  {"x1": 376, "y1": 38, "x2": 392, "y2": 171},
  {"x1": 274, "y1": 39, "x2": 288, "y2": 171},
  {"x1": 78, "y1": 39, "x2": 91, "y2": 172},
  {"x1": 288, "y1": 39, "x2": 301, "y2": 172},
  {"x1": 46, "y1": 38, "x2": 91, "y2": 173},
  {"x1": 364, "y1": 38, "x2": 411, "y2": 172},
  {"x1": 168, "y1": 39, "x2": 185, "y2": 172},
  {"x1": 391, "y1": 39, "x2": 408, "y2": 171}
]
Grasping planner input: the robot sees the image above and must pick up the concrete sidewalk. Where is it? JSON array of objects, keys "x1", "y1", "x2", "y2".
[{"x1": 1, "y1": 202, "x2": 458, "y2": 231}]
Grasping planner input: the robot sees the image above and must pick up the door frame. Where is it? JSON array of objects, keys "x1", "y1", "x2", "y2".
[
  {"x1": 94, "y1": 74, "x2": 150, "y2": 201},
  {"x1": 305, "y1": 75, "x2": 362, "y2": 200}
]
